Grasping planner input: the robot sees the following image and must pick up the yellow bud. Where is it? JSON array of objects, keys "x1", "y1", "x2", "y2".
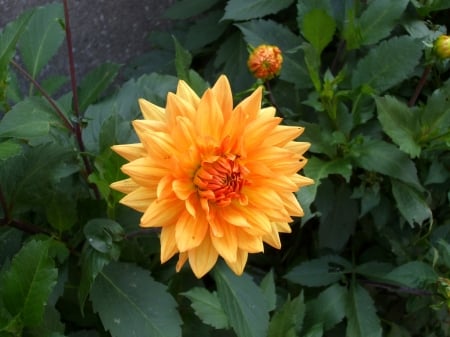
[
  {"x1": 434, "y1": 35, "x2": 450, "y2": 59},
  {"x1": 247, "y1": 44, "x2": 283, "y2": 81}
]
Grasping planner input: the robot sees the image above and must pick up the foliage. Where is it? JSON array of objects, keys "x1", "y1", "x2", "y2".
[{"x1": 0, "y1": 0, "x2": 449, "y2": 336}]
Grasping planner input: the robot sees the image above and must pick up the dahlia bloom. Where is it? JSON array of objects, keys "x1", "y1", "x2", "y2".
[
  {"x1": 247, "y1": 44, "x2": 283, "y2": 80},
  {"x1": 110, "y1": 75, "x2": 312, "y2": 278}
]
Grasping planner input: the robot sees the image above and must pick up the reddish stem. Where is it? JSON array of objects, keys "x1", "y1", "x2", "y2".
[{"x1": 408, "y1": 65, "x2": 431, "y2": 107}]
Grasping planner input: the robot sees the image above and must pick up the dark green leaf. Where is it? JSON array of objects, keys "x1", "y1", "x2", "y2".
[
  {"x1": 391, "y1": 179, "x2": 432, "y2": 227},
  {"x1": 0, "y1": 228, "x2": 23, "y2": 265},
  {"x1": 383, "y1": 261, "x2": 437, "y2": 288},
  {"x1": 0, "y1": 140, "x2": 22, "y2": 160},
  {"x1": 18, "y1": 3, "x2": 64, "y2": 79},
  {"x1": 359, "y1": 0, "x2": 409, "y2": 45},
  {"x1": 223, "y1": 0, "x2": 295, "y2": 21},
  {"x1": 213, "y1": 262, "x2": 270, "y2": 337},
  {"x1": 345, "y1": 284, "x2": 382, "y2": 337},
  {"x1": 83, "y1": 219, "x2": 124, "y2": 255},
  {"x1": 303, "y1": 324, "x2": 324, "y2": 337},
  {"x1": 352, "y1": 36, "x2": 422, "y2": 93},
  {"x1": 267, "y1": 294, "x2": 305, "y2": 337},
  {"x1": 302, "y1": 9, "x2": 336, "y2": 54},
  {"x1": 182, "y1": 288, "x2": 229, "y2": 329},
  {"x1": 78, "y1": 63, "x2": 121, "y2": 112},
  {"x1": 260, "y1": 270, "x2": 276, "y2": 311},
  {"x1": 285, "y1": 255, "x2": 351, "y2": 287},
  {"x1": 184, "y1": 11, "x2": 229, "y2": 51},
  {"x1": 45, "y1": 196, "x2": 77, "y2": 232},
  {"x1": 173, "y1": 37, "x2": 192, "y2": 83},
  {"x1": 305, "y1": 284, "x2": 347, "y2": 331},
  {"x1": 0, "y1": 239, "x2": 57, "y2": 327},
  {"x1": 421, "y1": 79, "x2": 450, "y2": 140},
  {"x1": 90, "y1": 261, "x2": 182, "y2": 337},
  {"x1": 164, "y1": 0, "x2": 221, "y2": 19}
]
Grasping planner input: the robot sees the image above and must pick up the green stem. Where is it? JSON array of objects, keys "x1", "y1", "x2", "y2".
[{"x1": 264, "y1": 80, "x2": 284, "y2": 118}]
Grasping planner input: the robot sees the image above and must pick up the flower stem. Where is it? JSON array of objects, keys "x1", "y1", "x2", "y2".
[
  {"x1": 264, "y1": 80, "x2": 284, "y2": 117},
  {"x1": 408, "y1": 65, "x2": 431, "y2": 107}
]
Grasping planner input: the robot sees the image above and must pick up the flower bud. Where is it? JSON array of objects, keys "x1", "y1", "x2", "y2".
[
  {"x1": 247, "y1": 44, "x2": 283, "y2": 80},
  {"x1": 434, "y1": 35, "x2": 450, "y2": 59}
]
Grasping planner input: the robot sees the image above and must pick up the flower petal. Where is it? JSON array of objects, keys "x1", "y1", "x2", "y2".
[
  {"x1": 110, "y1": 178, "x2": 139, "y2": 194},
  {"x1": 173, "y1": 178, "x2": 196, "y2": 200},
  {"x1": 210, "y1": 220, "x2": 238, "y2": 263},
  {"x1": 175, "y1": 211, "x2": 208, "y2": 252},
  {"x1": 224, "y1": 250, "x2": 248, "y2": 276},
  {"x1": 211, "y1": 75, "x2": 233, "y2": 122},
  {"x1": 111, "y1": 143, "x2": 146, "y2": 161},
  {"x1": 160, "y1": 224, "x2": 178, "y2": 263},
  {"x1": 119, "y1": 186, "x2": 156, "y2": 212},
  {"x1": 139, "y1": 98, "x2": 165, "y2": 121},
  {"x1": 141, "y1": 198, "x2": 184, "y2": 227},
  {"x1": 188, "y1": 234, "x2": 218, "y2": 278}
]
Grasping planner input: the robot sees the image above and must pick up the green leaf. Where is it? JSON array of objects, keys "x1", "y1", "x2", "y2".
[
  {"x1": 359, "y1": 0, "x2": 409, "y2": 46},
  {"x1": 0, "y1": 140, "x2": 22, "y2": 160},
  {"x1": 305, "y1": 284, "x2": 347, "y2": 331},
  {"x1": 375, "y1": 96, "x2": 421, "y2": 157},
  {"x1": 213, "y1": 262, "x2": 270, "y2": 337},
  {"x1": 182, "y1": 288, "x2": 229, "y2": 330},
  {"x1": 45, "y1": 195, "x2": 77, "y2": 232},
  {"x1": 285, "y1": 255, "x2": 351, "y2": 287},
  {"x1": 184, "y1": 10, "x2": 229, "y2": 51},
  {"x1": 164, "y1": 0, "x2": 221, "y2": 19},
  {"x1": 18, "y1": 3, "x2": 64, "y2": 79},
  {"x1": 78, "y1": 63, "x2": 121, "y2": 112},
  {"x1": 0, "y1": 9, "x2": 34, "y2": 72},
  {"x1": 352, "y1": 36, "x2": 422, "y2": 93},
  {"x1": 0, "y1": 239, "x2": 57, "y2": 327},
  {"x1": 0, "y1": 97, "x2": 63, "y2": 140},
  {"x1": 302, "y1": 9, "x2": 336, "y2": 54},
  {"x1": 351, "y1": 139, "x2": 422, "y2": 190},
  {"x1": 383, "y1": 261, "x2": 437, "y2": 289},
  {"x1": 391, "y1": 179, "x2": 432, "y2": 227},
  {"x1": 83, "y1": 219, "x2": 124, "y2": 256},
  {"x1": 222, "y1": 0, "x2": 295, "y2": 21},
  {"x1": 303, "y1": 324, "x2": 324, "y2": 337},
  {"x1": 421, "y1": 80, "x2": 450, "y2": 141},
  {"x1": 0, "y1": 228, "x2": 23, "y2": 265},
  {"x1": 260, "y1": 270, "x2": 276, "y2": 311},
  {"x1": 173, "y1": 36, "x2": 192, "y2": 84},
  {"x1": 90, "y1": 262, "x2": 182, "y2": 337},
  {"x1": 345, "y1": 284, "x2": 382, "y2": 337},
  {"x1": 267, "y1": 294, "x2": 305, "y2": 337}
]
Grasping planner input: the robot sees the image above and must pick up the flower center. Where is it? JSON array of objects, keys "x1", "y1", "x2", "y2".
[{"x1": 193, "y1": 154, "x2": 248, "y2": 207}]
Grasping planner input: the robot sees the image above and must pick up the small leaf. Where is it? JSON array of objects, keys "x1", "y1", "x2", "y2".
[
  {"x1": 172, "y1": 37, "x2": 192, "y2": 84},
  {"x1": 352, "y1": 36, "x2": 423, "y2": 93},
  {"x1": 0, "y1": 140, "x2": 22, "y2": 160},
  {"x1": 78, "y1": 63, "x2": 121, "y2": 112},
  {"x1": 285, "y1": 255, "x2": 351, "y2": 287},
  {"x1": 83, "y1": 219, "x2": 124, "y2": 256},
  {"x1": 0, "y1": 239, "x2": 58, "y2": 327},
  {"x1": 90, "y1": 262, "x2": 182, "y2": 337},
  {"x1": 260, "y1": 270, "x2": 276, "y2": 311},
  {"x1": 383, "y1": 261, "x2": 437, "y2": 289},
  {"x1": 182, "y1": 288, "x2": 229, "y2": 329},
  {"x1": 45, "y1": 196, "x2": 77, "y2": 232},
  {"x1": 302, "y1": 9, "x2": 336, "y2": 54},
  {"x1": 222, "y1": 0, "x2": 295, "y2": 21},
  {"x1": 359, "y1": 0, "x2": 409, "y2": 45},
  {"x1": 391, "y1": 179, "x2": 432, "y2": 227},
  {"x1": 213, "y1": 262, "x2": 270, "y2": 337},
  {"x1": 267, "y1": 294, "x2": 305, "y2": 337},
  {"x1": 345, "y1": 284, "x2": 382, "y2": 337}
]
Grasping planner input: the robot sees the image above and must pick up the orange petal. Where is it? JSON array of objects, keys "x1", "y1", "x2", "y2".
[
  {"x1": 166, "y1": 92, "x2": 197, "y2": 122},
  {"x1": 139, "y1": 98, "x2": 165, "y2": 121},
  {"x1": 210, "y1": 220, "x2": 238, "y2": 263},
  {"x1": 172, "y1": 178, "x2": 196, "y2": 200},
  {"x1": 279, "y1": 192, "x2": 304, "y2": 217},
  {"x1": 233, "y1": 86, "x2": 262, "y2": 121},
  {"x1": 160, "y1": 224, "x2": 178, "y2": 263},
  {"x1": 211, "y1": 75, "x2": 233, "y2": 122},
  {"x1": 140, "y1": 198, "x2": 184, "y2": 227},
  {"x1": 119, "y1": 186, "x2": 156, "y2": 212},
  {"x1": 157, "y1": 175, "x2": 174, "y2": 199},
  {"x1": 139, "y1": 131, "x2": 176, "y2": 159},
  {"x1": 195, "y1": 89, "x2": 224, "y2": 141},
  {"x1": 121, "y1": 158, "x2": 167, "y2": 186},
  {"x1": 176, "y1": 80, "x2": 200, "y2": 110},
  {"x1": 110, "y1": 178, "x2": 139, "y2": 194},
  {"x1": 237, "y1": 229, "x2": 264, "y2": 253},
  {"x1": 111, "y1": 143, "x2": 145, "y2": 162},
  {"x1": 264, "y1": 125, "x2": 304, "y2": 147},
  {"x1": 175, "y1": 211, "x2": 208, "y2": 252},
  {"x1": 176, "y1": 252, "x2": 188, "y2": 272},
  {"x1": 188, "y1": 234, "x2": 218, "y2": 278},
  {"x1": 224, "y1": 249, "x2": 248, "y2": 276}
]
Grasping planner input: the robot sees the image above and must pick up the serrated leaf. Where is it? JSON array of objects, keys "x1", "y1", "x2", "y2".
[
  {"x1": 182, "y1": 288, "x2": 229, "y2": 329},
  {"x1": 78, "y1": 63, "x2": 121, "y2": 112},
  {"x1": 305, "y1": 284, "x2": 347, "y2": 331},
  {"x1": 0, "y1": 97, "x2": 63, "y2": 140},
  {"x1": 421, "y1": 80, "x2": 450, "y2": 140},
  {"x1": 375, "y1": 95, "x2": 421, "y2": 157},
  {"x1": 383, "y1": 261, "x2": 437, "y2": 289},
  {"x1": 213, "y1": 263, "x2": 270, "y2": 337},
  {"x1": 0, "y1": 140, "x2": 22, "y2": 160},
  {"x1": 352, "y1": 36, "x2": 422, "y2": 93},
  {"x1": 260, "y1": 270, "x2": 276, "y2": 311},
  {"x1": 0, "y1": 239, "x2": 57, "y2": 327},
  {"x1": 45, "y1": 195, "x2": 77, "y2": 232},
  {"x1": 222, "y1": 0, "x2": 295, "y2": 21},
  {"x1": 18, "y1": 3, "x2": 64, "y2": 80},
  {"x1": 267, "y1": 294, "x2": 305, "y2": 337},
  {"x1": 359, "y1": 0, "x2": 409, "y2": 46},
  {"x1": 302, "y1": 9, "x2": 336, "y2": 54},
  {"x1": 184, "y1": 10, "x2": 229, "y2": 51},
  {"x1": 391, "y1": 179, "x2": 432, "y2": 227},
  {"x1": 90, "y1": 262, "x2": 182, "y2": 337},
  {"x1": 345, "y1": 284, "x2": 382, "y2": 337},
  {"x1": 285, "y1": 255, "x2": 351, "y2": 287},
  {"x1": 173, "y1": 37, "x2": 192, "y2": 84},
  {"x1": 164, "y1": 0, "x2": 221, "y2": 19},
  {"x1": 351, "y1": 139, "x2": 422, "y2": 190}
]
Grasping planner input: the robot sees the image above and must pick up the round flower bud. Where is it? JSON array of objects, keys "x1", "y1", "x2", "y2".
[
  {"x1": 247, "y1": 44, "x2": 283, "y2": 80},
  {"x1": 434, "y1": 35, "x2": 450, "y2": 59}
]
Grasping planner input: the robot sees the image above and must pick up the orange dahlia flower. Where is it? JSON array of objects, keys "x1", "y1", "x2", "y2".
[
  {"x1": 110, "y1": 75, "x2": 312, "y2": 278},
  {"x1": 247, "y1": 44, "x2": 283, "y2": 80}
]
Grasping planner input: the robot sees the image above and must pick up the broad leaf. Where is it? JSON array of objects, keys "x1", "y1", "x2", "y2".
[
  {"x1": 302, "y1": 9, "x2": 336, "y2": 54},
  {"x1": 184, "y1": 10, "x2": 229, "y2": 51},
  {"x1": 213, "y1": 263, "x2": 270, "y2": 337},
  {"x1": 223, "y1": 0, "x2": 295, "y2": 21},
  {"x1": 164, "y1": 0, "x2": 221, "y2": 19},
  {"x1": 267, "y1": 294, "x2": 305, "y2": 337},
  {"x1": 383, "y1": 261, "x2": 437, "y2": 289},
  {"x1": 285, "y1": 255, "x2": 351, "y2": 287},
  {"x1": 0, "y1": 239, "x2": 58, "y2": 327},
  {"x1": 391, "y1": 179, "x2": 432, "y2": 227},
  {"x1": 90, "y1": 262, "x2": 182, "y2": 337},
  {"x1": 0, "y1": 140, "x2": 22, "y2": 160},
  {"x1": 260, "y1": 270, "x2": 276, "y2": 311},
  {"x1": 18, "y1": 3, "x2": 64, "y2": 79},
  {"x1": 305, "y1": 284, "x2": 347, "y2": 331},
  {"x1": 182, "y1": 288, "x2": 229, "y2": 329},
  {"x1": 78, "y1": 63, "x2": 121, "y2": 112},
  {"x1": 345, "y1": 284, "x2": 382, "y2": 337},
  {"x1": 173, "y1": 37, "x2": 192, "y2": 84},
  {"x1": 359, "y1": 0, "x2": 409, "y2": 45},
  {"x1": 375, "y1": 96, "x2": 421, "y2": 157},
  {"x1": 352, "y1": 36, "x2": 422, "y2": 93}
]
